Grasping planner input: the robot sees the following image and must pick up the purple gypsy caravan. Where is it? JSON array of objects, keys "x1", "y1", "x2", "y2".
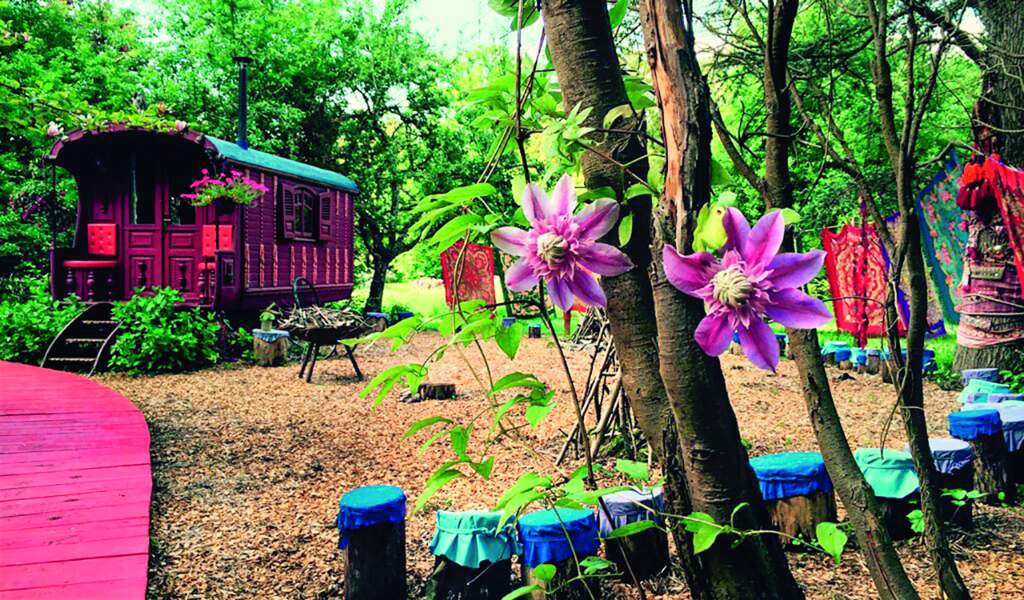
[{"x1": 44, "y1": 124, "x2": 358, "y2": 311}]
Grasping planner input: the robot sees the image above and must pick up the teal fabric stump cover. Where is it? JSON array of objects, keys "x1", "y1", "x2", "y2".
[
  {"x1": 903, "y1": 438, "x2": 972, "y2": 474},
  {"x1": 596, "y1": 487, "x2": 665, "y2": 537},
  {"x1": 336, "y1": 485, "x2": 406, "y2": 549},
  {"x1": 854, "y1": 448, "x2": 920, "y2": 499},
  {"x1": 749, "y1": 452, "x2": 832, "y2": 501},
  {"x1": 821, "y1": 341, "x2": 849, "y2": 358},
  {"x1": 517, "y1": 508, "x2": 599, "y2": 568},
  {"x1": 429, "y1": 511, "x2": 517, "y2": 569},
  {"x1": 958, "y1": 379, "x2": 1011, "y2": 404},
  {"x1": 949, "y1": 410, "x2": 1002, "y2": 441}
]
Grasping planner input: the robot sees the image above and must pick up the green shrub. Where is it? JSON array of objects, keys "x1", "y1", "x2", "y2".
[
  {"x1": 109, "y1": 288, "x2": 220, "y2": 374},
  {"x1": 0, "y1": 276, "x2": 85, "y2": 364}
]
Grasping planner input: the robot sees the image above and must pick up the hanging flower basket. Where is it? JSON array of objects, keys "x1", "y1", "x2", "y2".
[{"x1": 183, "y1": 169, "x2": 269, "y2": 209}]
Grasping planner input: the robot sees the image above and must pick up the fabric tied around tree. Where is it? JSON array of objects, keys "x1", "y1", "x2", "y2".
[
  {"x1": 854, "y1": 448, "x2": 920, "y2": 499},
  {"x1": 903, "y1": 438, "x2": 972, "y2": 475},
  {"x1": 336, "y1": 485, "x2": 406, "y2": 549},
  {"x1": 749, "y1": 452, "x2": 833, "y2": 501},
  {"x1": 958, "y1": 379, "x2": 1011, "y2": 404},
  {"x1": 949, "y1": 410, "x2": 1002, "y2": 441},
  {"x1": 429, "y1": 510, "x2": 517, "y2": 569},
  {"x1": 595, "y1": 487, "x2": 665, "y2": 538},
  {"x1": 252, "y1": 328, "x2": 290, "y2": 343},
  {"x1": 962, "y1": 368, "x2": 1001, "y2": 386},
  {"x1": 517, "y1": 508, "x2": 599, "y2": 568}
]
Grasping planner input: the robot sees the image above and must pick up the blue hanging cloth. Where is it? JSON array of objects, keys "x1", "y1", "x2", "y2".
[
  {"x1": 948, "y1": 410, "x2": 1002, "y2": 441},
  {"x1": 336, "y1": 485, "x2": 406, "y2": 549},
  {"x1": 517, "y1": 508, "x2": 599, "y2": 568},
  {"x1": 749, "y1": 452, "x2": 833, "y2": 501}
]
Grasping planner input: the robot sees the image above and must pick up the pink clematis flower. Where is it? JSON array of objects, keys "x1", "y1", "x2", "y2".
[
  {"x1": 491, "y1": 175, "x2": 634, "y2": 310},
  {"x1": 663, "y1": 208, "x2": 830, "y2": 371}
]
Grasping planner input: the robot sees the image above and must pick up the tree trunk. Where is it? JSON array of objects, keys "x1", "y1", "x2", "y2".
[
  {"x1": 639, "y1": 2, "x2": 802, "y2": 598},
  {"x1": 539, "y1": 1, "x2": 707, "y2": 595},
  {"x1": 364, "y1": 254, "x2": 391, "y2": 313},
  {"x1": 956, "y1": 0, "x2": 1024, "y2": 371},
  {"x1": 751, "y1": 2, "x2": 920, "y2": 597}
]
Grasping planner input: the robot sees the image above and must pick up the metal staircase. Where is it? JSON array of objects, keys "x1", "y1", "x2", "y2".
[{"x1": 41, "y1": 303, "x2": 120, "y2": 375}]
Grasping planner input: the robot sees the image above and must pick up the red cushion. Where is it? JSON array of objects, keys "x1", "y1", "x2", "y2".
[
  {"x1": 87, "y1": 223, "x2": 117, "y2": 257},
  {"x1": 63, "y1": 259, "x2": 118, "y2": 269},
  {"x1": 202, "y1": 225, "x2": 233, "y2": 257}
]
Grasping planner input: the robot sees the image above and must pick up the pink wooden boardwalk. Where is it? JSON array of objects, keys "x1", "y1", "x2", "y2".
[{"x1": 0, "y1": 361, "x2": 151, "y2": 599}]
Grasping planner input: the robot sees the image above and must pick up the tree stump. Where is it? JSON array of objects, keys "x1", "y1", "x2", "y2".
[
  {"x1": 596, "y1": 488, "x2": 669, "y2": 580},
  {"x1": 969, "y1": 432, "x2": 1016, "y2": 505},
  {"x1": 866, "y1": 351, "x2": 882, "y2": 375},
  {"x1": 337, "y1": 485, "x2": 407, "y2": 600},
  {"x1": 527, "y1": 324, "x2": 542, "y2": 339},
  {"x1": 876, "y1": 493, "x2": 918, "y2": 541},
  {"x1": 911, "y1": 438, "x2": 975, "y2": 528},
  {"x1": 521, "y1": 559, "x2": 601, "y2": 600},
  {"x1": 766, "y1": 491, "x2": 838, "y2": 544},
  {"x1": 426, "y1": 557, "x2": 511, "y2": 600},
  {"x1": 420, "y1": 383, "x2": 456, "y2": 400},
  {"x1": 365, "y1": 312, "x2": 390, "y2": 333},
  {"x1": 854, "y1": 448, "x2": 920, "y2": 540},
  {"x1": 253, "y1": 332, "x2": 289, "y2": 366},
  {"x1": 881, "y1": 360, "x2": 893, "y2": 383}
]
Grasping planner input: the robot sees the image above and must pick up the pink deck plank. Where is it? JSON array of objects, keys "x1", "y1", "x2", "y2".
[{"x1": 0, "y1": 361, "x2": 151, "y2": 599}]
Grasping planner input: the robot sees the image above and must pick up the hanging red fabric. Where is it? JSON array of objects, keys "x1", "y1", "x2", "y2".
[{"x1": 440, "y1": 241, "x2": 497, "y2": 308}]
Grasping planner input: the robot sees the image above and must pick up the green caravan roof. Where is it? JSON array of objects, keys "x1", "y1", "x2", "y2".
[{"x1": 206, "y1": 136, "x2": 359, "y2": 194}]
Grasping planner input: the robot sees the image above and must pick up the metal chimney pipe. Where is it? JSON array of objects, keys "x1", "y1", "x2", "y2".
[{"x1": 234, "y1": 56, "x2": 252, "y2": 149}]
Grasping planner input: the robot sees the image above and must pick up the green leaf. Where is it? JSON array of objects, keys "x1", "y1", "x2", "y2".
[
  {"x1": 423, "y1": 182, "x2": 498, "y2": 203},
  {"x1": 614, "y1": 458, "x2": 649, "y2": 482},
  {"x1": 416, "y1": 468, "x2": 463, "y2": 511},
  {"x1": 624, "y1": 183, "x2": 651, "y2": 200},
  {"x1": 501, "y1": 585, "x2": 542, "y2": 600},
  {"x1": 604, "y1": 519, "x2": 658, "y2": 540},
  {"x1": 608, "y1": 0, "x2": 629, "y2": 29},
  {"x1": 402, "y1": 416, "x2": 453, "y2": 441},
  {"x1": 496, "y1": 472, "x2": 552, "y2": 509},
  {"x1": 566, "y1": 485, "x2": 633, "y2": 506},
  {"x1": 578, "y1": 186, "x2": 616, "y2": 202},
  {"x1": 472, "y1": 456, "x2": 495, "y2": 479},
  {"x1": 780, "y1": 207, "x2": 802, "y2": 225},
  {"x1": 489, "y1": 372, "x2": 546, "y2": 396},
  {"x1": 618, "y1": 212, "x2": 633, "y2": 246},
  {"x1": 815, "y1": 522, "x2": 849, "y2": 564},
  {"x1": 418, "y1": 429, "x2": 449, "y2": 456},
  {"x1": 692, "y1": 521, "x2": 723, "y2": 554},
  {"x1": 710, "y1": 157, "x2": 732, "y2": 186},
  {"x1": 580, "y1": 555, "x2": 617, "y2": 575},
  {"x1": 906, "y1": 509, "x2": 925, "y2": 534},
  {"x1": 532, "y1": 563, "x2": 556, "y2": 583},
  {"x1": 495, "y1": 321, "x2": 525, "y2": 360},
  {"x1": 602, "y1": 103, "x2": 633, "y2": 128},
  {"x1": 525, "y1": 402, "x2": 554, "y2": 428},
  {"x1": 450, "y1": 426, "x2": 471, "y2": 456}
]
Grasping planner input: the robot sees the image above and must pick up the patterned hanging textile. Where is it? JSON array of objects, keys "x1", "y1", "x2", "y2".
[
  {"x1": 440, "y1": 241, "x2": 496, "y2": 308},
  {"x1": 822, "y1": 222, "x2": 900, "y2": 347},
  {"x1": 916, "y1": 150, "x2": 967, "y2": 324},
  {"x1": 884, "y1": 212, "x2": 947, "y2": 338}
]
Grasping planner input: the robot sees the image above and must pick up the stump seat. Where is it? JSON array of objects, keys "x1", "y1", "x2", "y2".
[
  {"x1": 854, "y1": 448, "x2": 919, "y2": 540},
  {"x1": 518, "y1": 508, "x2": 600, "y2": 600},
  {"x1": 962, "y1": 368, "x2": 1001, "y2": 386},
  {"x1": 904, "y1": 438, "x2": 974, "y2": 527},
  {"x1": 949, "y1": 410, "x2": 1016, "y2": 505},
  {"x1": 427, "y1": 510, "x2": 516, "y2": 600},
  {"x1": 749, "y1": 452, "x2": 837, "y2": 546},
  {"x1": 336, "y1": 485, "x2": 407, "y2": 600},
  {"x1": 958, "y1": 379, "x2": 1011, "y2": 404},
  {"x1": 252, "y1": 328, "x2": 290, "y2": 366},
  {"x1": 596, "y1": 487, "x2": 669, "y2": 580}
]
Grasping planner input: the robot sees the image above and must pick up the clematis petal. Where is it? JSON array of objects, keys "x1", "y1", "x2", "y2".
[
  {"x1": 548, "y1": 277, "x2": 574, "y2": 311},
  {"x1": 767, "y1": 250, "x2": 825, "y2": 288},
  {"x1": 737, "y1": 318, "x2": 780, "y2": 372},
  {"x1": 663, "y1": 246, "x2": 718, "y2": 294},
  {"x1": 743, "y1": 210, "x2": 785, "y2": 267},
  {"x1": 722, "y1": 207, "x2": 750, "y2": 253},
  {"x1": 551, "y1": 175, "x2": 578, "y2": 217},
  {"x1": 765, "y1": 288, "x2": 832, "y2": 329},
  {"x1": 491, "y1": 227, "x2": 530, "y2": 257},
  {"x1": 578, "y1": 242, "x2": 633, "y2": 276},
  {"x1": 574, "y1": 198, "x2": 619, "y2": 241},
  {"x1": 569, "y1": 269, "x2": 607, "y2": 307},
  {"x1": 521, "y1": 184, "x2": 549, "y2": 225},
  {"x1": 506, "y1": 258, "x2": 540, "y2": 291},
  {"x1": 694, "y1": 311, "x2": 734, "y2": 356}
]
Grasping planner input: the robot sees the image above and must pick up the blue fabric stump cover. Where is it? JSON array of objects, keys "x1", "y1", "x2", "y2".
[
  {"x1": 429, "y1": 510, "x2": 517, "y2": 569},
  {"x1": 958, "y1": 379, "x2": 1011, "y2": 404},
  {"x1": 517, "y1": 508, "x2": 599, "y2": 568},
  {"x1": 834, "y1": 348, "x2": 852, "y2": 362},
  {"x1": 987, "y1": 393, "x2": 1024, "y2": 404},
  {"x1": 501, "y1": 317, "x2": 517, "y2": 328},
  {"x1": 851, "y1": 349, "x2": 868, "y2": 365},
  {"x1": 749, "y1": 452, "x2": 833, "y2": 501},
  {"x1": 820, "y1": 341, "x2": 849, "y2": 358},
  {"x1": 365, "y1": 311, "x2": 390, "y2": 322},
  {"x1": 903, "y1": 438, "x2": 972, "y2": 474},
  {"x1": 1000, "y1": 406, "x2": 1024, "y2": 453},
  {"x1": 336, "y1": 485, "x2": 406, "y2": 549},
  {"x1": 595, "y1": 487, "x2": 665, "y2": 538},
  {"x1": 962, "y1": 368, "x2": 1001, "y2": 386},
  {"x1": 252, "y1": 328, "x2": 290, "y2": 343},
  {"x1": 949, "y1": 410, "x2": 1002, "y2": 441}
]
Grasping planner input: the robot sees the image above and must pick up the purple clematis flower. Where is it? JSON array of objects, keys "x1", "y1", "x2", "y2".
[
  {"x1": 663, "y1": 208, "x2": 830, "y2": 371},
  {"x1": 491, "y1": 175, "x2": 634, "y2": 310}
]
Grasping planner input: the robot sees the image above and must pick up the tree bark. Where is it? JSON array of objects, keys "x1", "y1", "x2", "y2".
[
  {"x1": 364, "y1": 253, "x2": 392, "y2": 313},
  {"x1": 639, "y1": 2, "x2": 803, "y2": 597},
  {"x1": 539, "y1": 1, "x2": 707, "y2": 595},
  {"x1": 865, "y1": 3, "x2": 970, "y2": 597},
  {"x1": 955, "y1": 0, "x2": 1024, "y2": 371}
]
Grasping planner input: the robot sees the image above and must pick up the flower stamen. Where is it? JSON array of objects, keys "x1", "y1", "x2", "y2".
[
  {"x1": 536, "y1": 232, "x2": 569, "y2": 267},
  {"x1": 711, "y1": 267, "x2": 754, "y2": 307}
]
